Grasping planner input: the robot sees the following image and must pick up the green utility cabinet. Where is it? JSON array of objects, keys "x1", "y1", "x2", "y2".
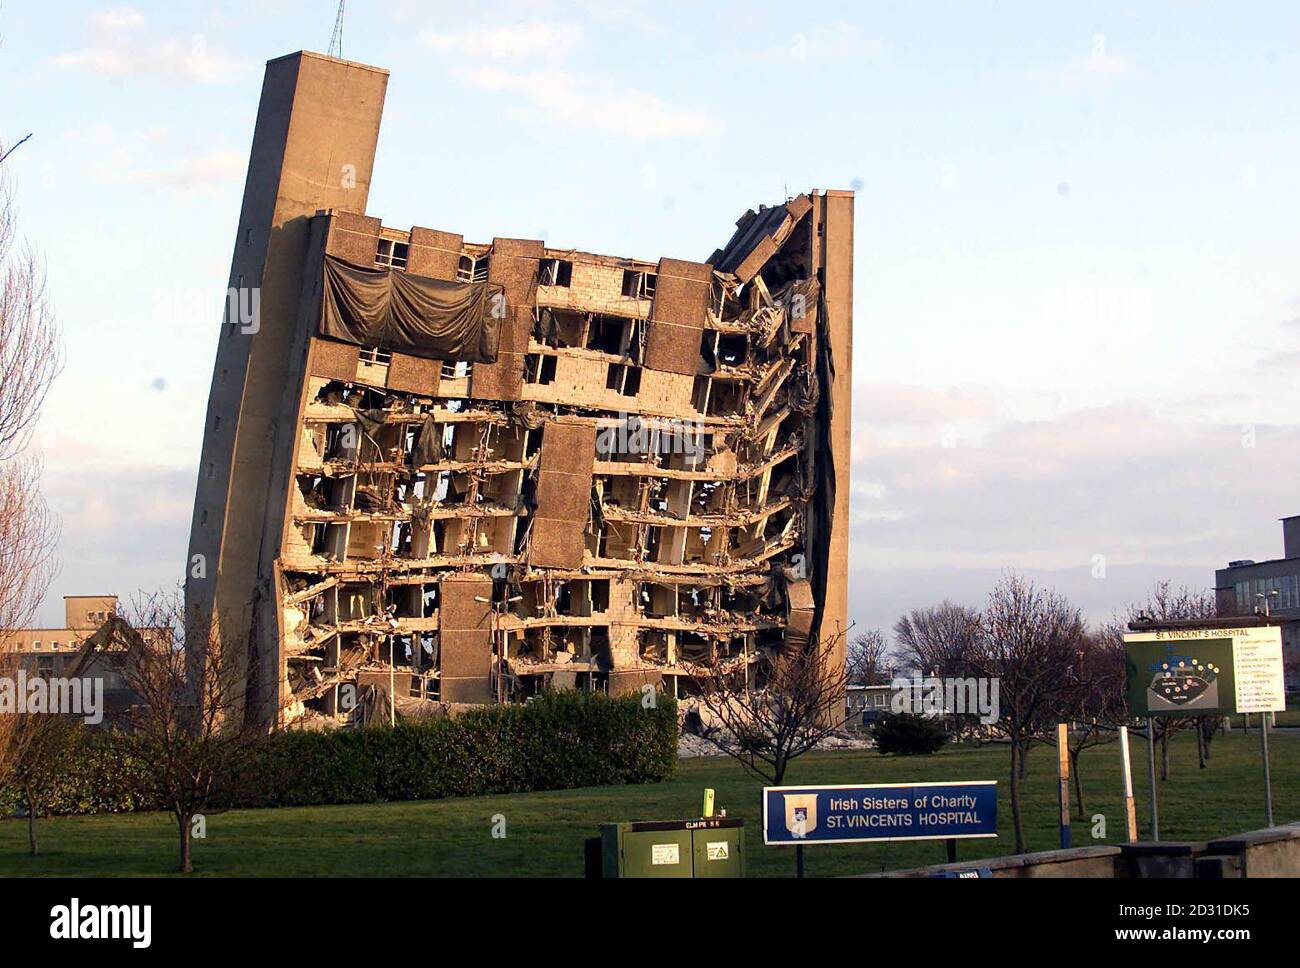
[{"x1": 593, "y1": 818, "x2": 745, "y2": 878}]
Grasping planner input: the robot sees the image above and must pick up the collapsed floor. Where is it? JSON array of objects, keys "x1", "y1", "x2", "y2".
[{"x1": 277, "y1": 194, "x2": 839, "y2": 725}]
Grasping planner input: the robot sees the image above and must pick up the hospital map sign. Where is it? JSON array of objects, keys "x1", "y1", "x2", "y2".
[
  {"x1": 1123, "y1": 622, "x2": 1286, "y2": 831},
  {"x1": 1124, "y1": 625, "x2": 1286, "y2": 716},
  {"x1": 762, "y1": 781, "x2": 998, "y2": 846}
]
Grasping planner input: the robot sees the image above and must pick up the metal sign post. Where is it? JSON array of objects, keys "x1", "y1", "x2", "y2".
[
  {"x1": 1261, "y1": 714, "x2": 1274, "y2": 827},
  {"x1": 1146, "y1": 717, "x2": 1159, "y2": 841}
]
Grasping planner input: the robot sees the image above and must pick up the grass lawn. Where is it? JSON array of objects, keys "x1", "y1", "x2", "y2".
[{"x1": 1, "y1": 730, "x2": 1295, "y2": 877}]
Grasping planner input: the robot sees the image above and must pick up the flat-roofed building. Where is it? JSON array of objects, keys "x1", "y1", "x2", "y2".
[
  {"x1": 1215, "y1": 515, "x2": 1300, "y2": 691},
  {"x1": 0, "y1": 595, "x2": 135, "y2": 716},
  {"x1": 0, "y1": 595, "x2": 118, "y2": 660}
]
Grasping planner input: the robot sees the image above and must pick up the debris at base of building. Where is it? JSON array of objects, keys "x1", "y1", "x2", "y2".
[{"x1": 676, "y1": 729, "x2": 873, "y2": 759}]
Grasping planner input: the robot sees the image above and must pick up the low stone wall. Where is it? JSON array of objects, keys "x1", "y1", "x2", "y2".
[
  {"x1": 1120, "y1": 841, "x2": 1207, "y2": 878},
  {"x1": 852, "y1": 822, "x2": 1300, "y2": 878},
  {"x1": 856, "y1": 846, "x2": 1121, "y2": 878},
  {"x1": 1205, "y1": 825, "x2": 1300, "y2": 877}
]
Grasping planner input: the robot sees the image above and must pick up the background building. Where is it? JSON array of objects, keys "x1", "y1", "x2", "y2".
[
  {"x1": 0, "y1": 594, "x2": 135, "y2": 717},
  {"x1": 0, "y1": 595, "x2": 118, "y2": 670},
  {"x1": 1214, "y1": 515, "x2": 1300, "y2": 691},
  {"x1": 184, "y1": 52, "x2": 853, "y2": 726},
  {"x1": 845, "y1": 683, "x2": 894, "y2": 733}
]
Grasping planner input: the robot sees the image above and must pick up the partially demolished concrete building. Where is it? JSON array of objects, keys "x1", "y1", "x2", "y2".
[{"x1": 185, "y1": 51, "x2": 853, "y2": 726}]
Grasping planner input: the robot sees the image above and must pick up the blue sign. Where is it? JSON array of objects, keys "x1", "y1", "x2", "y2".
[{"x1": 762, "y1": 782, "x2": 998, "y2": 846}]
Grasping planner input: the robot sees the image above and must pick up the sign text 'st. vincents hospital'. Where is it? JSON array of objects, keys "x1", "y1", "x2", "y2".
[{"x1": 762, "y1": 782, "x2": 997, "y2": 846}]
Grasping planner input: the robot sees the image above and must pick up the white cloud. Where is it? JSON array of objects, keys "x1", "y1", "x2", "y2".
[
  {"x1": 851, "y1": 394, "x2": 1299, "y2": 572},
  {"x1": 454, "y1": 65, "x2": 717, "y2": 140},
  {"x1": 51, "y1": 20, "x2": 248, "y2": 84},
  {"x1": 1084, "y1": 53, "x2": 1134, "y2": 76},
  {"x1": 846, "y1": 392, "x2": 1300, "y2": 634},
  {"x1": 420, "y1": 16, "x2": 718, "y2": 140},
  {"x1": 90, "y1": 6, "x2": 146, "y2": 32},
  {"x1": 1057, "y1": 48, "x2": 1139, "y2": 89},
  {"x1": 35, "y1": 462, "x2": 194, "y2": 627},
  {"x1": 784, "y1": 22, "x2": 888, "y2": 63},
  {"x1": 419, "y1": 23, "x2": 584, "y2": 61},
  {"x1": 128, "y1": 149, "x2": 244, "y2": 192},
  {"x1": 60, "y1": 125, "x2": 242, "y2": 192}
]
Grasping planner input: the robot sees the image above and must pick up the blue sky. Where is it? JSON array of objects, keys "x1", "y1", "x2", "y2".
[{"x1": 3, "y1": 1, "x2": 1300, "y2": 633}]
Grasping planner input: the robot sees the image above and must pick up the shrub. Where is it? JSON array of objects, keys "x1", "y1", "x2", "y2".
[
  {"x1": 1, "y1": 689, "x2": 678, "y2": 818},
  {"x1": 870, "y1": 713, "x2": 948, "y2": 756}
]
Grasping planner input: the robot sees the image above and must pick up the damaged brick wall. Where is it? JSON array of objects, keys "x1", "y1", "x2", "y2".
[{"x1": 274, "y1": 194, "x2": 848, "y2": 726}]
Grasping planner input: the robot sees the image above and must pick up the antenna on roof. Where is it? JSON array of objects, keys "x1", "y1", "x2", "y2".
[{"x1": 327, "y1": 1, "x2": 345, "y2": 59}]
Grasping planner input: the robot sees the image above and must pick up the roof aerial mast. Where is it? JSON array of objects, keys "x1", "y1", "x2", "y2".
[{"x1": 327, "y1": 1, "x2": 345, "y2": 59}]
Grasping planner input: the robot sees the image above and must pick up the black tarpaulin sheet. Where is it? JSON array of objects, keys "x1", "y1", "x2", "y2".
[
  {"x1": 320, "y1": 255, "x2": 504, "y2": 363},
  {"x1": 411, "y1": 414, "x2": 443, "y2": 467},
  {"x1": 808, "y1": 288, "x2": 837, "y2": 647}
]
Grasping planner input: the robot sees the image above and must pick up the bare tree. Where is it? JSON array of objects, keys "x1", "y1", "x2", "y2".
[
  {"x1": 847, "y1": 628, "x2": 892, "y2": 685},
  {"x1": 0, "y1": 456, "x2": 58, "y2": 635},
  {"x1": 0, "y1": 168, "x2": 63, "y2": 465},
  {"x1": 104, "y1": 591, "x2": 271, "y2": 873},
  {"x1": 966, "y1": 574, "x2": 1086, "y2": 853},
  {"x1": 1130, "y1": 580, "x2": 1218, "y2": 625},
  {"x1": 8, "y1": 710, "x2": 80, "y2": 855},
  {"x1": 0, "y1": 165, "x2": 62, "y2": 641},
  {"x1": 6, "y1": 633, "x2": 119, "y2": 854},
  {"x1": 892, "y1": 601, "x2": 980, "y2": 677},
  {"x1": 686, "y1": 630, "x2": 850, "y2": 786},
  {"x1": 0, "y1": 650, "x2": 20, "y2": 789},
  {"x1": 0, "y1": 134, "x2": 33, "y2": 167},
  {"x1": 0, "y1": 158, "x2": 63, "y2": 799},
  {"x1": 1057, "y1": 627, "x2": 1129, "y2": 819}
]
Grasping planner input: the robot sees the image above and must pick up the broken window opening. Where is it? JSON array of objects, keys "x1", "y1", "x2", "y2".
[
  {"x1": 621, "y1": 269, "x2": 656, "y2": 299},
  {"x1": 586, "y1": 314, "x2": 633, "y2": 356},
  {"x1": 705, "y1": 379, "x2": 744, "y2": 417},
  {"x1": 375, "y1": 238, "x2": 409, "y2": 270},
  {"x1": 716, "y1": 333, "x2": 748, "y2": 367},
  {"x1": 525, "y1": 354, "x2": 557, "y2": 385},
  {"x1": 457, "y1": 253, "x2": 490, "y2": 283},
  {"x1": 539, "y1": 258, "x2": 573, "y2": 287},
  {"x1": 440, "y1": 359, "x2": 472, "y2": 380},
  {"x1": 605, "y1": 362, "x2": 642, "y2": 396}
]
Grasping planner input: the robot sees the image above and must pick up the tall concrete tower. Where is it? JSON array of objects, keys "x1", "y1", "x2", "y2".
[
  {"x1": 812, "y1": 191, "x2": 855, "y2": 673},
  {"x1": 185, "y1": 52, "x2": 388, "y2": 719}
]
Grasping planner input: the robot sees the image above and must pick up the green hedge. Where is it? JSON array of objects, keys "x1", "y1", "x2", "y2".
[
  {"x1": 3, "y1": 690, "x2": 678, "y2": 817},
  {"x1": 0, "y1": 730, "x2": 159, "y2": 816},
  {"x1": 870, "y1": 712, "x2": 948, "y2": 756}
]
